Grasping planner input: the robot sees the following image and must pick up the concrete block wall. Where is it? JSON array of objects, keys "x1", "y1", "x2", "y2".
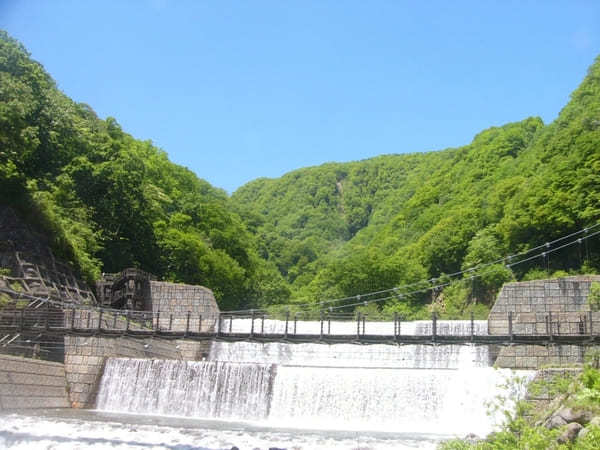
[
  {"x1": 149, "y1": 281, "x2": 218, "y2": 361},
  {"x1": 150, "y1": 281, "x2": 219, "y2": 331},
  {"x1": 0, "y1": 354, "x2": 69, "y2": 410},
  {"x1": 64, "y1": 334, "x2": 181, "y2": 408},
  {"x1": 494, "y1": 344, "x2": 588, "y2": 369},
  {"x1": 64, "y1": 308, "x2": 182, "y2": 408},
  {"x1": 489, "y1": 276, "x2": 600, "y2": 368}
]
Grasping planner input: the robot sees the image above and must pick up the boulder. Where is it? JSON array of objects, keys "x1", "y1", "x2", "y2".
[
  {"x1": 463, "y1": 433, "x2": 481, "y2": 444},
  {"x1": 557, "y1": 422, "x2": 583, "y2": 444},
  {"x1": 579, "y1": 417, "x2": 600, "y2": 440},
  {"x1": 557, "y1": 407, "x2": 593, "y2": 425},
  {"x1": 544, "y1": 414, "x2": 567, "y2": 429}
]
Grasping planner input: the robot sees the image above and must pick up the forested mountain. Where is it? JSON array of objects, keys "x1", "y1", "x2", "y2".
[
  {"x1": 0, "y1": 31, "x2": 288, "y2": 310},
  {"x1": 1, "y1": 29, "x2": 599, "y2": 317},
  {"x1": 232, "y1": 57, "x2": 600, "y2": 317}
]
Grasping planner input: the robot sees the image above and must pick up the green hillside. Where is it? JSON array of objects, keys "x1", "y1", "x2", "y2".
[
  {"x1": 0, "y1": 31, "x2": 288, "y2": 310},
  {"x1": 232, "y1": 58, "x2": 600, "y2": 317},
  {"x1": 1, "y1": 29, "x2": 599, "y2": 316}
]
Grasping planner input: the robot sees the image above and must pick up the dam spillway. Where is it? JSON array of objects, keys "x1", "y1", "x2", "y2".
[{"x1": 96, "y1": 319, "x2": 532, "y2": 437}]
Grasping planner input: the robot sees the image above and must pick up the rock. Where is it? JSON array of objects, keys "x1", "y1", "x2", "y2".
[
  {"x1": 579, "y1": 417, "x2": 600, "y2": 440},
  {"x1": 557, "y1": 422, "x2": 583, "y2": 444},
  {"x1": 230, "y1": 447, "x2": 239, "y2": 450},
  {"x1": 578, "y1": 426, "x2": 590, "y2": 440},
  {"x1": 544, "y1": 414, "x2": 567, "y2": 429},
  {"x1": 557, "y1": 407, "x2": 593, "y2": 425},
  {"x1": 268, "y1": 448, "x2": 287, "y2": 450},
  {"x1": 588, "y1": 416, "x2": 600, "y2": 427},
  {"x1": 463, "y1": 433, "x2": 481, "y2": 444}
]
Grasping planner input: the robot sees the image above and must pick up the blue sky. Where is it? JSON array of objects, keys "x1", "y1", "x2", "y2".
[{"x1": 2, "y1": 1, "x2": 599, "y2": 193}]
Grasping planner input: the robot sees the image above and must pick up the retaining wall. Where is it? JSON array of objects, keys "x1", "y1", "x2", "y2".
[
  {"x1": 64, "y1": 309, "x2": 182, "y2": 408},
  {"x1": 0, "y1": 354, "x2": 69, "y2": 410},
  {"x1": 489, "y1": 276, "x2": 600, "y2": 368},
  {"x1": 150, "y1": 281, "x2": 217, "y2": 360}
]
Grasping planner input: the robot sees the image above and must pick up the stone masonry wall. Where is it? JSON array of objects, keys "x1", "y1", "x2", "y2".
[
  {"x1": 150, "y1": 281, "x2": 218, "y2": 360},
  {"x1": 63, "y1": 309, "x2": 181, "y2": 408},
  {"x1": 489, "y1": 276, "x2": 600, "y2": 369},
  {"x1": 0, "y1": 354, "x2": 69, "y2": 410}
]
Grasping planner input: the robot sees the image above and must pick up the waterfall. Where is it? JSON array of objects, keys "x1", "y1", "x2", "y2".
[
  {"x1": 96, "y1": 358, "x2": 275, "y2": 420},
  {"x1": 209, "y1": 319, "x2": 492, "y2": 368},
  {"x1": 96, "y1": 319, "x2": 532, "y2": 437}
]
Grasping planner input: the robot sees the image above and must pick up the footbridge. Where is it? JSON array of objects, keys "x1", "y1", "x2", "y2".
[{"x1": 2, "y1": 300, "x2": 599, "y2": 347}]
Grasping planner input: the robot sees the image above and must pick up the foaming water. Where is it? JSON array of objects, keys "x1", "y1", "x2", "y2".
[
  {"x1": 97, "y1": 358, "x2": 529, "y2": 437},
  {"x1": 88, "y1": 319, "x2": 534, "y2": 448},
  {"x1": 0, "y1": 411, "x2": 444, "y2": 450}
]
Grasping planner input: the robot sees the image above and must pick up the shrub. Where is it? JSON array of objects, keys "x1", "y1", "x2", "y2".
[{"x1": 588, "y1": 282, "x2": 600, "y2": 312}]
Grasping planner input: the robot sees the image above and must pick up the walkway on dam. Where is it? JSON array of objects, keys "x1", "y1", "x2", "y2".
[{"x1": 1, "y1": 304, "x2": 599, "y2": 346}]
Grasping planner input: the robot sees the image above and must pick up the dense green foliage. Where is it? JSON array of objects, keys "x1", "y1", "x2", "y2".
[
  {"x1": 1, "y1": 29, "x2": 599, "y2": 314},
  {"x1": 0, "y1": 31, "x2": 288, "y2": 310},
  {"x1": 439, "y1": 361, "x2": 600, "y2": 449},
  {"x1": 232, "y1": 57, "x2": 600, "y2": 317}
]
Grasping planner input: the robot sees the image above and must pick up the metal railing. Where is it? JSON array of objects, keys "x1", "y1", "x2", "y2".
[{"x1": 0, "y1": 308, "x2": 599, "y2": 346}]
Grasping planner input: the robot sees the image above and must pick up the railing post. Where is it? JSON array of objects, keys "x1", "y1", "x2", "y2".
[
  {"x1": 126, "y1": 311, "x2": 130, "y2": 332},
  {"x1": 198, "y1": 314, "x2": 202, "y2": 333},
  {"x1": 71, "y1": 307, "x2": 76, "y2": 330},
  {"x1": 19, "y1": 309, "x2": 24, "y2": 332},
  {"x1": 185, "y1": 311, "x2": 190, "y2": 337},
  {"x1": 156, "y1": 310, "x2": 160, "y2": 332},
  {"x1": 470, "y1": 312, "x2": 474, "y2": 342},
  {"x1": 98, "y1": 309, "x2": 103, "y2": 332},
  {"x1": 217, "y1": 313, "x2": 222, "y2": 336},
  {"x1": 356, "y1": 312, "x2": 361, "y2": 340},
  {"x1": 86, "y1": 311, "x2": 91, "y2": 329},
  {"x1": 112, "y1": 313, "x2": 117, "y2": 329},
  {"x1": 393, "y1": 312, "x2": 398, "y2": 338},
  {"x1": 168, "y1": 314, "x2": 173, "y2": 331},
  {"x1": 508, "y1": 311, "x2": 513, "y2": 342},
  {"x1": 432, "y1": 312, "x2": 437, "y2": 342},
  {"x1": 284, "y1": 310, "x2": 289, "y2": 338},
  {"x1": 590, "y1": 311, "x2": 594, "y2": 336},
  {"x1": 362, "y1": 314, "x2": 366, "y2": 335},
  {"x1": 320, "y1": 310, "x2": 324, "y2": 339},
  {"x1": 548, "y1": 312, "x2": 553, "y2": 342},
  {"x1": 250, "y1": 310, "x2": 255, "y2": 337},
  {"x1": 45, "y1": 302, "x2": 50, "y2": 330},
  {"x1": 261, "y1": 314, "x2": 265, "y2": 334},
  {"x1": 327, "y1": 312, "x2": 331, "y2": 335},
  {"x1": 293, "y1": 313, "x2": 297, "y2": 335},
  {"x1": 229, "y1": 315, "x2": 233, "y2": 333}
]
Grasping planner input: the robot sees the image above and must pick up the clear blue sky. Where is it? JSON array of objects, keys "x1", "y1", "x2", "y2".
[{"x1": 2, "y1": 1, "x2": 599, "y2": 193}]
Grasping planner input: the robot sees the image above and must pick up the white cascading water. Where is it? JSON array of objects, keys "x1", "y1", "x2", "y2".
[
  {"x1": 96, "y1": 319, "x2": 532, "y2": 437},
  {"x1": 96, "y1": 359, "x2": 275, "y2": 420},
  {"x1": 210, "y1": 319, "x2": 492, "y2": 368}
]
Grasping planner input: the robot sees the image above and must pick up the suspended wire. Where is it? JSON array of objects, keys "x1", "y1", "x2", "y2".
[
  {"x1": 226, "y1": 223, "x2": 600, "y2": 313},
  {"x1": 1, "y1": 223, "x2": 597, "y2": 316}
]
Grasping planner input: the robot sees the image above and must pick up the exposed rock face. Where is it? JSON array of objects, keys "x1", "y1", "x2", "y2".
[{"x1": 0, "y1": 205, "x2": 95, "y2": 304}]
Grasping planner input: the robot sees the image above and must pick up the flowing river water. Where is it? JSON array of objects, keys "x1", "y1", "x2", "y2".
[{"x1": 0, "y1": 320, "x2": 533, "y2": 449}]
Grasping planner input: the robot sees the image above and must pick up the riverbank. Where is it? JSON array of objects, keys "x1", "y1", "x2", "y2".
[{"x1": 439, "y1": 363, "x2": 600, "y2": 449}]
